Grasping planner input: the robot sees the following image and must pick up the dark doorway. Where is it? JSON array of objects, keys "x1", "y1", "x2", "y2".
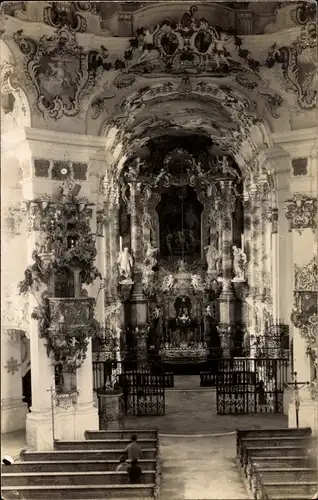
[{"x1": 22, "y1": 369, "x2": 31, "y2": 411}]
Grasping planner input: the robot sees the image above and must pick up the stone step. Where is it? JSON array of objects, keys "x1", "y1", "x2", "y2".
[
  {"x1": 242, "y1": 436, "x2": 313, "y2": 448},
  {"x1": 85, "y1": 430, "x2": 158, "y2": 440},
  {"x1": 251, "y1": 456, "x2": 311, "y2": 469},
  {"x1": 257, "y1": 468, "x2": 317, "y2": 483},
  {"x1": 264, "y1": 482, "x2": 318, "y2": 497},
  {"x1": 1, "y1": 484, "x2": 154, "y2": 499},
  {"x1": 54, "y1": 438, "x2": 156, "y2": 450},
  {"x1": 246, "y1": 446, "x2": 310, "y2": 458},
  {"x1": 2, "y1": 471, "x2": 155, "y2": 487},
  {"x1": 21, "y1": 449, "x2": 156, "y2": 461},
  {"x1": 3, "y1": 459, "x2": 156, "y2": 473}
]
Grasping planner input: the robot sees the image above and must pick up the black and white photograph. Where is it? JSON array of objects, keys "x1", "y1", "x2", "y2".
[{"x1": 1, "y1": 1, "x2": 317, "y2": 499}]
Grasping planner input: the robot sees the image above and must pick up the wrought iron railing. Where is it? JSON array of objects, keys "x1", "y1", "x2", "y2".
[{"x1": 92, "y1": 360, "x2": 174, "y2": 391}]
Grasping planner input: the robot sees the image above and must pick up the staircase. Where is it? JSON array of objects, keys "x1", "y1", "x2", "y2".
[
  {"x1": 236, "y1": 427, "x2": 318, "y2": 499},
  {"x1": 1, "y1": 429, "x2": 160, "y2": 499}
]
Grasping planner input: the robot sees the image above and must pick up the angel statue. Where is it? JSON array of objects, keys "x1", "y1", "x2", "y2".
[
  {"x1": 162, "y1": 274, "x2": 175, "y2": 293},
  {"x1": 233, "y1": 246, "x2": 247, "y2": 280},
  {"x1": 204, "y1": 243, "x2": 219, "y2": 273},
  {"x1": 191, "y1": 274, "x2": 204, "y2": 292},
  {"x1": 117, "y1": 247, "x2": 133, "y2": 281}
]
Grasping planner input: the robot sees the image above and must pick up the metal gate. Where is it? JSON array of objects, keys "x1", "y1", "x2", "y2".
[
  {"x1": 216, "y1": 358, "x2": 289, "y2": 414},
  {"x1": 118, "y1": 371, "x2": 165, "y2": 416}
]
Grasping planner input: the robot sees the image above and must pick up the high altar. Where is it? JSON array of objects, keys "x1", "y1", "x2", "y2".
[{"x1": 106, "y1": 144, "x2": 249, "y2": 368}]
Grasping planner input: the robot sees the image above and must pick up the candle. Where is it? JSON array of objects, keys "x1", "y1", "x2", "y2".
[
  {"x1": 119, "y1": 236, "x2": 122, "y2": 252},
  {"x1": 241, "y1": 233, "x2": 244, "y2": 250}
]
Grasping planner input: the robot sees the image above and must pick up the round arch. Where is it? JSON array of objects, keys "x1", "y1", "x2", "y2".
[{"x1": 99, "y1": 83, "x2": 274, "y2": 189}]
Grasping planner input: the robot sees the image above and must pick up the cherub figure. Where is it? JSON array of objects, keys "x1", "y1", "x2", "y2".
[
  {"x1": 191, "y1": 274, "x2": 204, "y2": 292},
  {"x1": 162, "y1": 274, "x2": 175, "y2": 292}
]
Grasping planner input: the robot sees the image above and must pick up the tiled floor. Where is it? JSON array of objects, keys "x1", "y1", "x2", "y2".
[{"x1": 125, "y1": 375, "x2": 288, "y2": 435}]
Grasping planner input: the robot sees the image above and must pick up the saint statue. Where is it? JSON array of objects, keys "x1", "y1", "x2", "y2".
[
  {"x1": 204, "y1": 243, "x2": 218, "y2": 273},
  {"x1": 117, "y1": 247, "x2": 133, "y2": 280},
  {"x1": 232, "y1": 246, "x2": 247, "y2": 280}
]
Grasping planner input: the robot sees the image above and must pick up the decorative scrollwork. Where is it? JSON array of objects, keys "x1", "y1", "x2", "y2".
[
  {"x1": 124, "y1": 6, "x2": 260, "y2": 76},
  {"x1": 285, "y1": 194, "x2": 317, "y2": 233},
  {"x1": 43, "y1": 2, "x2": 88, "y2": 32},
  {"x1": 266, "y1": 22, "x2": 317, "y2": 109},
  {"x1": 55, "y1": 391, "x2": 78, "y2": 409},
  {"x1": 13, "y1": 28, "x2": 122, "y2": 119},
  {"x1": 294, "y1": 256, "x2": 317, "y2": 291},
  {"x1": 291, "y1": 291, "x2": 317, "y2": 345}
]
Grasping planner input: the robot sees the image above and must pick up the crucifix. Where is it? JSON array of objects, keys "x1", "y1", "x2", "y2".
[
  {"x1": 285, "y1": 371, "x2": 310, "y2": 428},
  {"x1": 46, "y1": 385, "x2": 56, "y2": 443}
]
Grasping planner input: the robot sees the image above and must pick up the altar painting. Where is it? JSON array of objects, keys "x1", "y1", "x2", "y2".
[{"x1": 157, "y1": 186, "x2": 203, "y2": 257}]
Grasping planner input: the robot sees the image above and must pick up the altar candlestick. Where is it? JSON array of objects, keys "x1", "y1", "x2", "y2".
[{"x1": 119, "y1": 236, "x2": 122, "y2": 252}]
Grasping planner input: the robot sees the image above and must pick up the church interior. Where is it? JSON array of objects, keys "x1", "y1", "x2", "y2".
[{"x1": 1, "y1": 1, "x2": 317, "y2": 499}]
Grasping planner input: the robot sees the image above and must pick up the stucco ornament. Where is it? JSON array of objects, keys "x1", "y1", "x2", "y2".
[
  {"x1": 285, "y1": 194, "x2": 317, "y2": 234},
  {"x1": 43, "y1": 1, "x2": 98, "y2": 32},
  {"x1": 13, "y1": 27, "x2": 120, "y2": 119},
  {"x1": 266, "y1": 22, "x2": 317, "y2": 109},
  {"x1": 291, "y1": 256, "x2": 318, "y2": 346},
  {"x1": 124, "y1": 6, "x2": 260, "y2": 76}
]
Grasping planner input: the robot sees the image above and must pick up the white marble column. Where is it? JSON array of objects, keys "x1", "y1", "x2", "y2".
[
  {"x1": 129, "y1": 181, "x2": 142, "y2": 263},
  {"x1": 26, "y1": 286, "x2": 55, "y2": 450},
  {"x1": 20, "y1": 201, "x2": 55, "y2": 450},
  {"x1": 218, "y1": 180, "x2": 236, "y2": 357},
  {"x1": 248, "y1": 185, "x2": 262, "y2": 333},
  {"x1": 286, "y1": 194, "x2": 317, "y2": 431},
  {"x1": 269, "y1": 207, "x2": 279, "y2": 322}
]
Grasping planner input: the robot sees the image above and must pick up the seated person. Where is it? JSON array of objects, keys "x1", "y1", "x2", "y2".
[
  {"x1": 127, "y1": 458, "x2": 142, "y2": 483},
  {"x1": 116, "y1": 455, "x2": 129, "y2": 472},
  {"x1": 125, "y1": 434, "x2": 143, "y2": 460}
]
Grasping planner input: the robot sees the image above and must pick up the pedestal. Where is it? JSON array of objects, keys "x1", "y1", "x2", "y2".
[
  {"x1": 97, "y1": 390, "x2": 124, "y2": 430},
  {"x1": 74, "y1": 338, "x2": 99, "y2": 437},
  {"x1": 26, "y1": 408, "x2": 54, "y2": 450},
  {"x1": 130, "y1": 282, "x2": 148, "y2": 327},
  {"x1": 1, "y1": 397, "x2": 29, "y2": 434},
  {"x1": 288, "y1": 396, "x2": 318, "y2": 436}
]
